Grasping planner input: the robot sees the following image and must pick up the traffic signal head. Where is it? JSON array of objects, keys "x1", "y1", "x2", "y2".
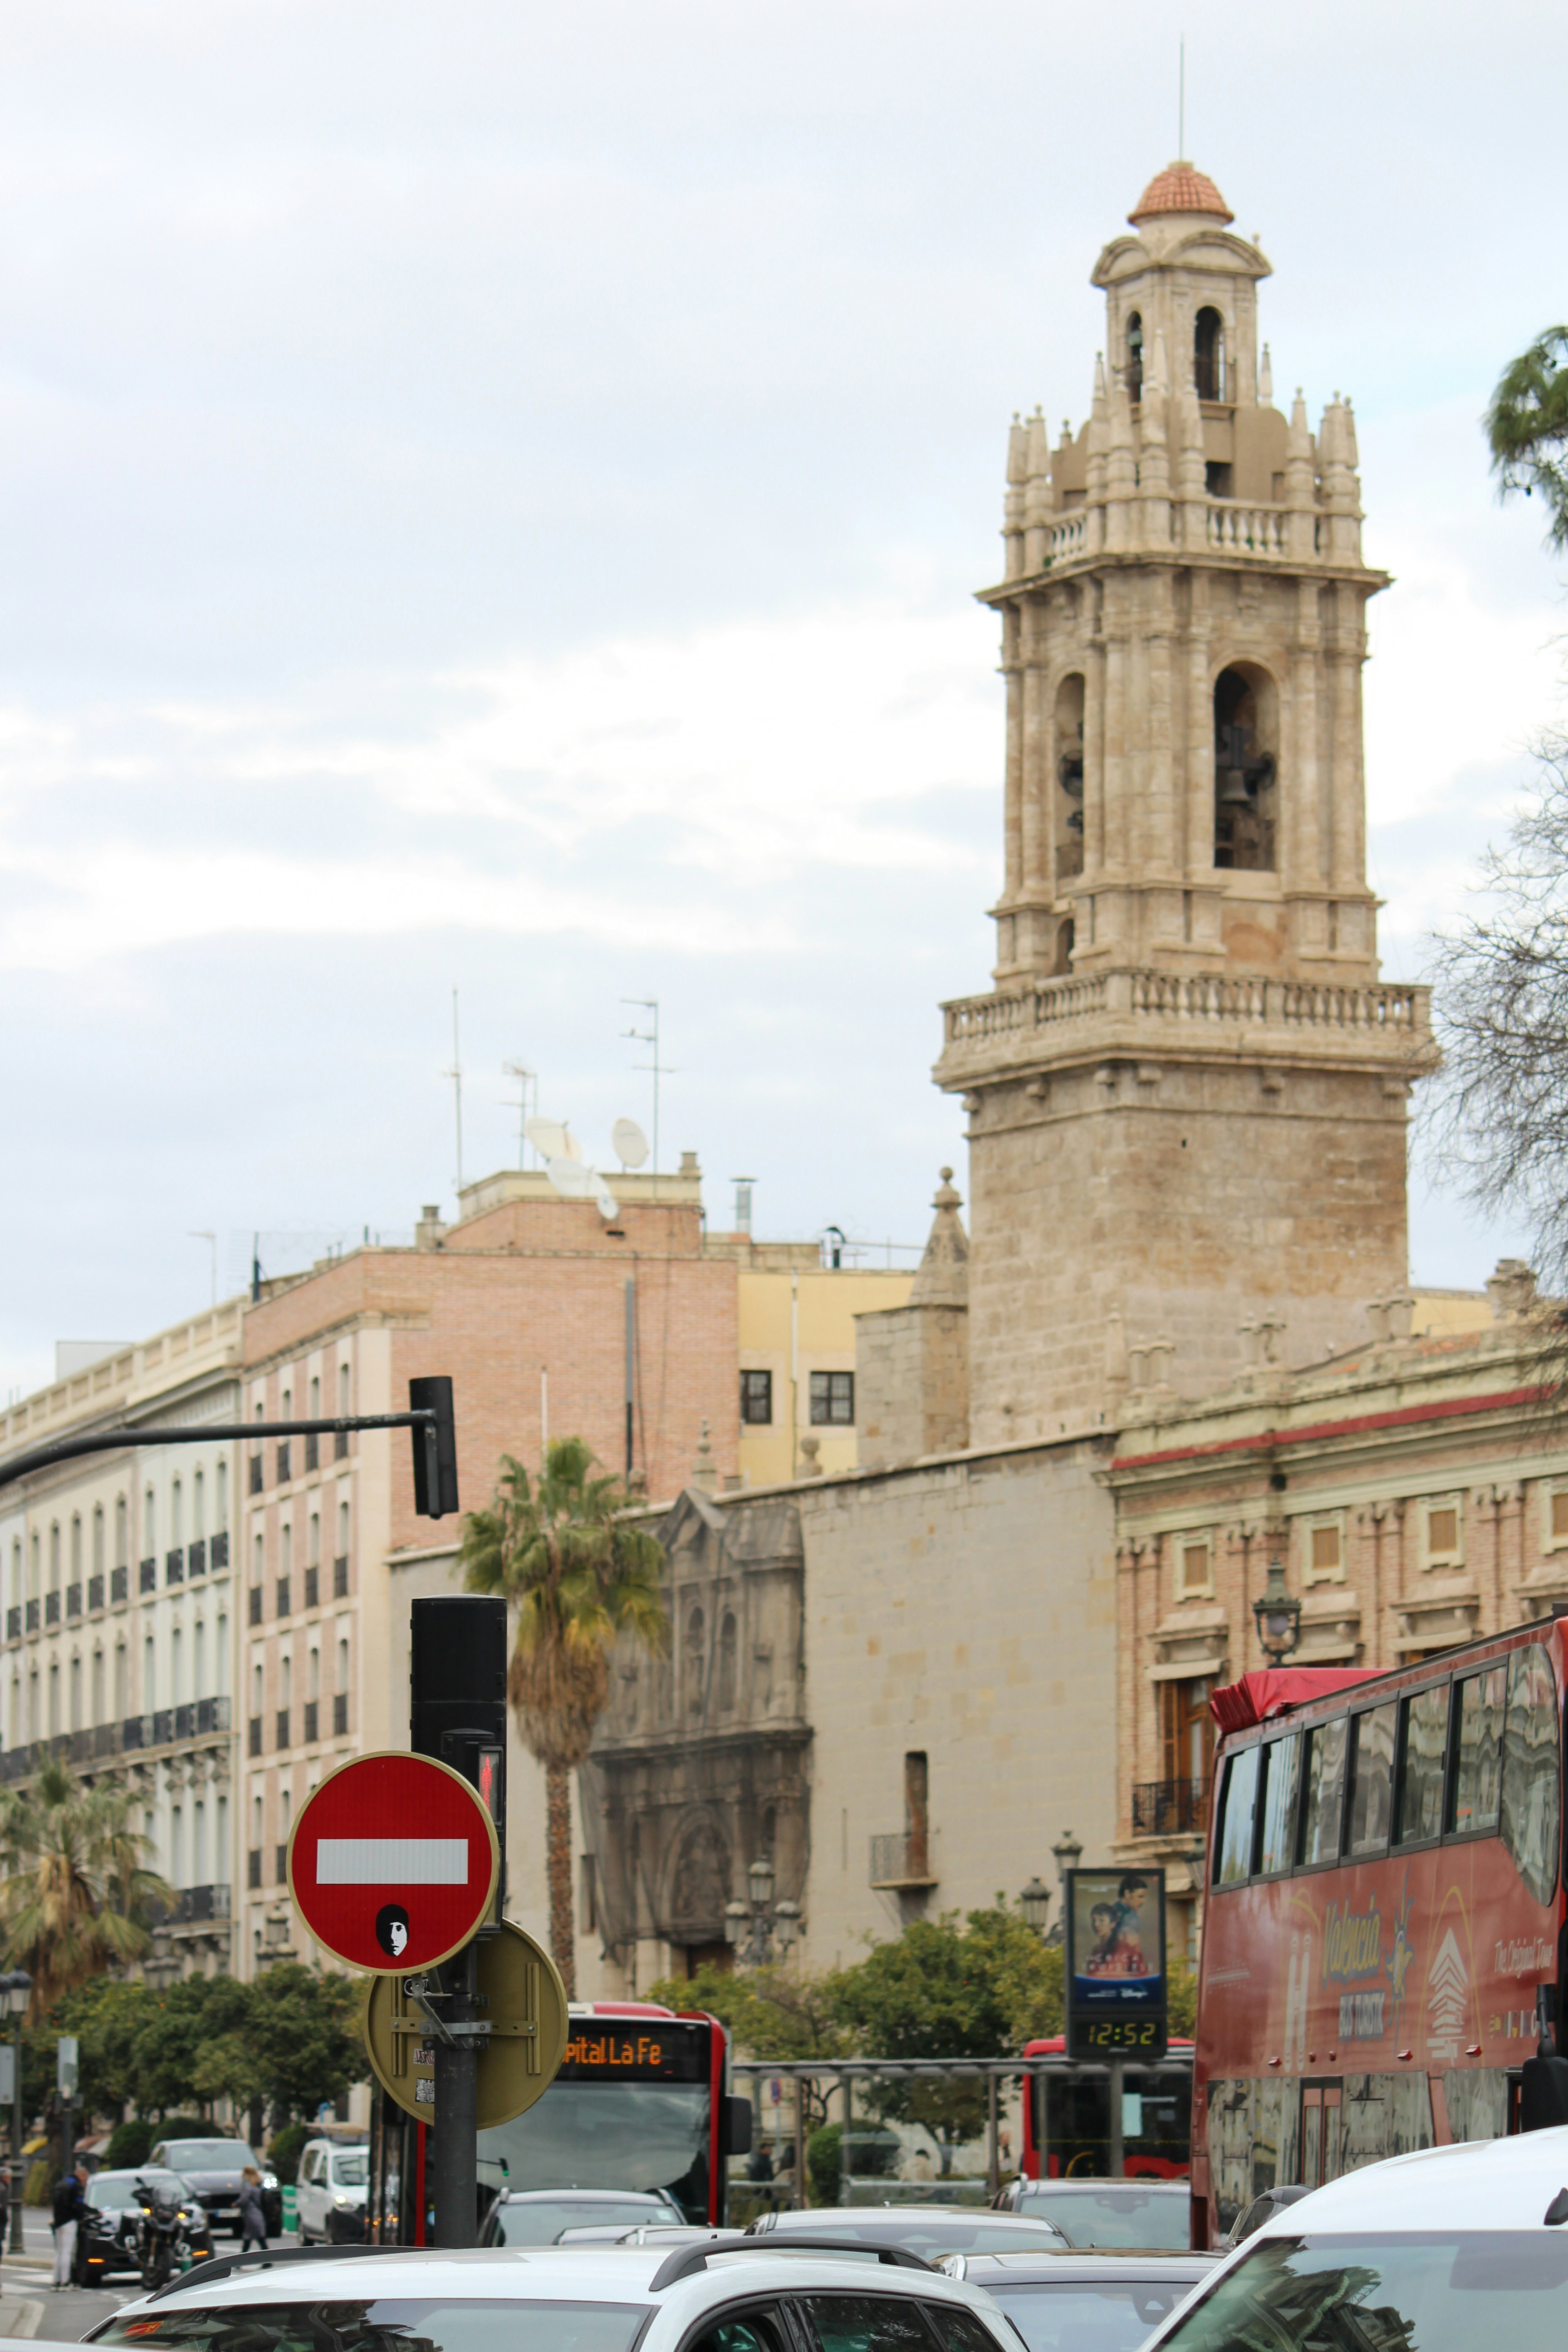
[
  {"x1": 411, "y1": 1594, "x2": 508, "y2": 1918},
  {"x1": 409, "y1": 1375, "x2": 459, "y2": 1518}
]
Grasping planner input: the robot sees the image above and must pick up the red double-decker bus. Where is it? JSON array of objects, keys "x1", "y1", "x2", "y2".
[
  {"x1": 1191, "y1": 1622, "x2": 1564, "y2": 2248},
  {"x1": 1019, "y1": 2036, "x2": 1194, "y2": 2180}
]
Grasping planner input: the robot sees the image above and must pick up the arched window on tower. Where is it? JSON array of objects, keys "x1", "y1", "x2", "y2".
[
  {"x1": 684, "y1": 1607, "x2": 705, "y2": 1719},
  {"x1": 1194, "y1": 307, "x2": 1226, "y2": 403},
  {"x1": 1054, "y1": 671, "x2": 1086, "y2": 885},
  {"x1": 1126, "y1": 312, "x2": 1143, "y2": 403},
  {"x1": 717, "y1": 1611, "x2": 737, "y2": 1712},
  {"x1": 1213, "y1": 665, "x2": 1279, "y2": 872}
]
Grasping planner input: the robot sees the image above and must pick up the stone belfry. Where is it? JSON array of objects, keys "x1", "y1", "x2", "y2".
[{"x1": 935, "y1": 161, "x2": 1433, "y2": 1445}]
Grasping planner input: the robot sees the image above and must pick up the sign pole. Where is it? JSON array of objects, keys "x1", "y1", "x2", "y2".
[
  {"x1": 1107, "y1": 2056, "x2": 1124, "y2": 2180},
  {"x1": 431, "y1": 1943, "x2": 480, "y2": 2247}
]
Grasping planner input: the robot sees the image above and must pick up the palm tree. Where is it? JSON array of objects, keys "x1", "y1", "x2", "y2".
[
  {"x1": 0, "y1": 1759, "x2": 173, "y2": 2016},
  {"x1": 461, "y1": 1437, "x2": 667, "y2": 1994}
]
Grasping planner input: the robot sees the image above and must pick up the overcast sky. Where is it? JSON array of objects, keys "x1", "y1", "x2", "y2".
[{"x1": 0, "y1": 0, "x2": 1563, "y2": 1395}]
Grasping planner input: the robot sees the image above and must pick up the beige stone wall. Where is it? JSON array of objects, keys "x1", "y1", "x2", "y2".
[{"x1": 856, "y1": 1303, "x2": 970, "y2": 1470}]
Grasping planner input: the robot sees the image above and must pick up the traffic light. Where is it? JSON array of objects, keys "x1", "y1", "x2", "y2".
[
  {"x1": 410, "y1": 1595, "x2": 508, "y2": 1917},
  {"x1": 410, "y1": 1376, "x2": 459, "y2": 1518}
]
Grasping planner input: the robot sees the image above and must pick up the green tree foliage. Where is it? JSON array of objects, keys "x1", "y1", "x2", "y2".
[
  {"x1": 104, "y1": 2117, "x2": 156, "y2": 2167},
  {"x1": 0, "y1": 1760, "x2": 172, "y2": 2012},
  {"x1": 646, "y1": 1960, "x2": 853, "y2": 2065},
  {"x1": 1487, "y1": 328, "x2": 1568, "y2": 551},
  {"x1": 246, "y1": 1962, "x2": 363, "y2": 2120},
  {"x1": 461, "y1": 1439, "x2": 667, "y2": 1994},
  {"x1": 267, "y1": 2122, "x2": 312, "y2": 2184}
]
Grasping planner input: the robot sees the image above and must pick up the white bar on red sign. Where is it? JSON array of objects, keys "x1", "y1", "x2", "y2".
[{"x1": 315, "y1": 1837, "x2": 469, "y2": 1883}]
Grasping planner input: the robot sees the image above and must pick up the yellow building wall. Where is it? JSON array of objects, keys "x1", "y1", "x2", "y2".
[{"x1": 736, "y1": 1266, "x2": 913, "y2": 1486}]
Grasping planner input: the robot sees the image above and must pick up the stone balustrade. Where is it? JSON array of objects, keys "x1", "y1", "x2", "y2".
[
  {"x1": 1204, "y1": 502, "x2": 1288, "y2": 557},
  {"x1": 941, "y1": 967, "x2": 1429, "y2": 1064}
]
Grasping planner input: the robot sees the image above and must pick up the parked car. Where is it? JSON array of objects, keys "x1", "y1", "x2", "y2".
[
  {"x1": 86, "y1": 2235, "x2": 1023, "y2": 2352},
  {"x1": 295, "y1": 2139, "x2": 370, "y2": 2244},
  {"x1": 934, "y1": 2251, "x2": 1218, "y2": 2351},
  {"x1": 482, "y1": 2186, "x2": 688, "y2": 2245},
  {"x1": 748, "y1": 2208, "x2": 1071, "y2": 2261},
  {"x1": 148, "y1": 2137, "x2": 282, "y2": 2238},
  {"x1": 75, "y1": 2169, "x2": 214, "y2": 2286},
  {"x1": 990, "y1": 2181, "x2": 1191, "y2": 2250},
  {"x1": 1139, "y1": 2125, "x2": 1568, "y2": 2347}
]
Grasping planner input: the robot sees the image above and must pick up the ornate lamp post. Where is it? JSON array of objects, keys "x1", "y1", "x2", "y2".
[
  {"x1": 1, "y1": 1971, "x2": 29, "y2": 2256},
  {"x1": 1042, "y1": 1831, "x2": 1082, "y2": 1948},
  {"x1": 1017, "y1": 1876, "x2": 1052, "y2": 1938},
  {"x1": 1252, "y1": 1546, "x2": 1302, "y2": 1663},
  {"x1": 724, "y1": 1857, "x2": 802, "y2": 1969}
]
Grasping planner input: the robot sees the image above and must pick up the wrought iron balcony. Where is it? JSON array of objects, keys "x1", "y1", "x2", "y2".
[
  {"x1": 171, "y1": 1883, "x2": 231, "y2": 1924},
  {"x1": 139, "y1": 1558, "x2": 157, "y2": 1594},
  {"x1": 44, "y1": 1591, "x2": 60, "y2": 1625},
  {"x1": 87, "y1": 1574, "x2": 104, "y2": 1612},
  {"x1": 188, "y1": 1539, "x2": 206, "y2": 1578},
  {"x1": 166, "y1": 1548, "x2": 184, "y2": 1586},
  {"x1": 110, "y1": 1567, "x2": 127, "y2": 1604},
  {"x1": 333, "y1": 1555, "x2": 349, "y2": 1597},
  {"x1": 1129, "y1": 1777, "x2": 1210, "y2": 1838},
  {"x1": 66, "y1": 1583, "x2": 82, "y2": 1618},
  {"x1": 210, "y1": 1531, "x2": 229, "y2": 1569},
  {"x1": 304, "y1": 1567, "x2": 318, "y2": 1611}
]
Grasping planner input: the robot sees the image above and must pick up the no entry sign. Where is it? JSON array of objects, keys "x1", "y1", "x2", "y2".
[{"x1": 287, "y1": 1750, "x2": 500, "y2": 1972}]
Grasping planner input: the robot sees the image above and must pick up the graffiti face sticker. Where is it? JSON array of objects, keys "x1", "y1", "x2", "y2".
[{"x1": 375, "y1": 1903, "x2": 411, "y2": 1957}]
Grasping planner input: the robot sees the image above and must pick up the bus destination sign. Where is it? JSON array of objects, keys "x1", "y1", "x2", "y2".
[
  {"x1": 559, "y1": 2022, "x2": 711, "y2": 2082},
  {"x1": 1064, "y1": 1865, "x2": 1167, "y2": 2064}
]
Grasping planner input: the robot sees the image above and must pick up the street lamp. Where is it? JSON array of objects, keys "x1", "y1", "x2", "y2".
[
  {"x1": 1, "y1": 1971, "x2": 29, "y2": 2258},
  {"x1": 1018, "y1": 1876, "x2": 1052, "y2": 1937},
  {"x1": 1252, "y1": 1545, "x2": 1302, "y2": 1664},
  {"x1": 725, "y1": 1860, "x2": 802, "y2": 1968},
  {"x1": 1043, "y1": 1832, "x2": 1082, "y2": 1949}
]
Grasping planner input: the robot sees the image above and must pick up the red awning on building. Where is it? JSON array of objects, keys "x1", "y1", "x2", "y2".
[{"x1": 1210, "y1": 1666, "x2": 1383, "y2": 1736}]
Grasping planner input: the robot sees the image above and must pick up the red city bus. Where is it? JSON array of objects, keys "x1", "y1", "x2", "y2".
[
  {"x1": 372, "y1": 2002, "x2": 740, "y2": 2240},
  {"x1": 1191, "y1": 1623, "x2": 1565, "y2": 2248},
  {"x1": 1021, "y1": 2036, "x2": 1193, "y2": 2179}
]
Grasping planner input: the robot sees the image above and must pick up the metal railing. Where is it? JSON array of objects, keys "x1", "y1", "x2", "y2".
[{"x1": 1129, "y1": 1777, "x2": 1210, "y2": 1837}]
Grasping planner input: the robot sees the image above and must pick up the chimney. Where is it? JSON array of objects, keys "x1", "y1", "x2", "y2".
[
  {"x1": 732, "y1": 1178, "x2": 755, "y2": 1235},
  {"x1": 415, "y1": 1205, "x2": 445, "y2": 1252}
]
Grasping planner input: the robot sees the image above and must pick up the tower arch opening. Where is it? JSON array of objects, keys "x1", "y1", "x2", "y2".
[
  {"x1": 1213, "y1": 663, "x2": 1278, "y2": 872},
  {"x1": 1126, "y1": 311, "x2": 1143, "y2": 403},
  {"x1": 1194, "y1": 306, "x2": 1226, "y2": 402},
  {"x1": 1054, "y1": 671, "x2": 1085, "y2": 884}
]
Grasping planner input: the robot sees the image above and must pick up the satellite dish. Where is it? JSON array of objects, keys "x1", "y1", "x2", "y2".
[
  {"x1": 612, "y1": 1117, "x2": 650, "y2": 1171},
  {"x1": 525, "y1": 1116, "x2": 569, "y2": 1161},
  {"x1": 545, "y1": 1156, "x2": 594, "y2": 1199},
  {"x1": 593, "y1": 1178, "x2": 621, "y2": 1221}
]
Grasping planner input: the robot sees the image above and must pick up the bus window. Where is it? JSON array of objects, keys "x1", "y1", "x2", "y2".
[
  {"x1": 1298, "y1": 1715, "x2": 1347, "y2": 1867},
  {"x1": 1500, "y1": 1642, "x2": 1561, "y2": 1906},
  {"x1": 1214, "y1": 1745, "x2": 1260, "y2": 1884},
  {"x1": 1394, "y1": 1685, "x2": 1448, "y2": 1845},
  {"x1": 1450, "y1": 1664, "x2": 1505, "y2": 1835},
  {"x1": 1256, "y1": 1733, "x2": 1300, "y2": 1874},
  {"x1": 1346, "y1": 1702, "x2": 1396, "y2": 1856}
]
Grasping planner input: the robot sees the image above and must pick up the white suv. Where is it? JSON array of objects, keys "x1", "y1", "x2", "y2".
[
  {"x1": 294, "y1": 2140, "x2": 369, "y2": 2244},
  {"x1": 89, "y1": 2234, "x2": 1021, "y2": 2352},
  {"x1": 1140, "y1": 2123, "x2": 1568, "y2": 2347}
]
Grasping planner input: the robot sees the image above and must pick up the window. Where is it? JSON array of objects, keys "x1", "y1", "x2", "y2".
[
  {"x1": 1126, "y1": 309, "x2": 1143, "y2": 402},
  {"x1": 1214, "y1": 1745, "x2": 1259, "y2": 1884},
  {"x1": 683, "y1": 1607, "x2": 704, "y2": 1718},
  {"x1": 1304, "y1": 1518, "x2": 1344, "y2": 1585},
  {"x1": 1424, "y1": 1497, "x2": 1464, "y2": 1570},
  {"x1": 92, "y1": 1506, "x2": 104, "y2": 1574},
  {"x1": 904, "y1": 1750, "x2": 930, "y2": 1878},
  {"x1": 1175, "y1": 1537, "x2": 1211, "y2": 1598},
  {"x1": 1394, "y1": 1686, "x2": 1448, "y2": 1845},
  {"x1": 170, "y1": 1481, "x2": 182, "y2": 1547},
  {"x1": 717, "y1": 1612, "x2": 737, "y2": 1711},
  {"x1": 1450, "y1": 1664, "x2": 1506, "y2": 1835},
  {"x1": 143, "y1": 1490, "x2": 155, "y2": 1554},
  {"x1": 1160, "y1": 1677, "x2": 1213, "y2": 1796},
  {"x1": 1545, "y1": 1486, "x2": 1568, "y2": 1552},
  {"x1": 114, "y1": 1498, "x2": 127, "y2": 1570},
  {"x1": 143, "y1": 1634, "x2": 155, "y2": 1712},
  {"x1": 1214, "y1": 665, "x2": 1277, "y2": 872},
  {"x1": 1501, "y1": 1642, "x2": 1560, "y2": 1906},
  {"x1": 809, "y1": 1370, "x2": 854, "y2": 1426},
  {"x1": 215, "y1": 1460, "x2": 227, "y2": 1531},
  {"x1": 740, "y1": 1369, "x2": 773, "y2": 1426},
  {"x1": 1298, "y1": 1715, "x2": 1348, "y2": 1866},
  {"x1": 1346, "y1": 1703, "x2": 1397, "y2": 1856},
  {"x1": 1256, "y1": 1733, "x2": 1301, "y2": 1875},
  {"x1": 1194, "y1": 305, "x2": 1226, "y2": 401}
]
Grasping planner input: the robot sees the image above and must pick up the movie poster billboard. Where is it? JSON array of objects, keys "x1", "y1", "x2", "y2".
[{"x1": 1064, "y1": 1866, "x2": 1167, "y2": 2061}]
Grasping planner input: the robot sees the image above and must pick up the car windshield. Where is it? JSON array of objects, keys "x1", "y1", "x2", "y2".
[
  {"x1": 332, "y1": 2154, "x2": 369, "y2": 2187},
  {"x1": 1019, "y1": 2190, "x2": 1188, "y2": 2250},
  {"x1": 495, "y1": 2199, "x2": 671, "y2": 2246},
  {"x1": 162, "y1": 2144, "x2": 255, "y2": 2171},
  {"x1": 88, "y1": 2178, "x2": 143, "y2": 2211},
  {"x1": 990, "y1": 2279, "x2": 1197, "y2": 2352},
  {"x1": 96, "y1": 2298, "x2": 651, "y2": 2352},
  {"x1": 1158, "y1": 2233, "x2": 1568, "y2": 2350}
]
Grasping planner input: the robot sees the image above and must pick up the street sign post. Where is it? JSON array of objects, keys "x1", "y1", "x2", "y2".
[
  {"x1": 287, "y1": 1751, "x2": 500, "y2": 1974},
  {"x1": 361, "y1": 1919, "x2": 568, "y2": 2131}
]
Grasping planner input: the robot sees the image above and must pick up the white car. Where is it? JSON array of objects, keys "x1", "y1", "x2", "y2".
[
  {"x1": 1138, "y1": 2123, "x2": 1568, "y2": 2347},
  {"x1": 88, "y1": 2234, "x2": 1023, "y2": 2352},
  {"x1": 294, "y1": 2138, "x2": 369, "y2": 2244}
]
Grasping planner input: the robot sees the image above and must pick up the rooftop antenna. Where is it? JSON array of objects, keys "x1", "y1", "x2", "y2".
[
  {"x1": 1179, "y1": 35, "x2": 1186, "y2": 158},
  {"x1": 503, "y1": 1060, "x2": 538, "y2": 1168},
  {"x1": 622, "y1": 999, "x2": 675, "y2": 1201},
  {"x1": 446, "y1": 987, "x2": 464, "y2": 1197},
  {"x1": 188, "y1": 1230, "x2": 217, "y2": 1308}
]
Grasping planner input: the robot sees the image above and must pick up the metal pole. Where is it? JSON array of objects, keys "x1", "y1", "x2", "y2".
[
  {"x1": 1108, "y1": 2058, "x2": 1124, "y2": 2180},
  {"x1": 987, "y1": 2071, "x2": 1000, "y2": 2200},
  {"x1": 794, "y1": 2075, "x2": 805, "y2": 2211},
  {"x1": 8, "y1": 2015, "x2": 23, "y2": 2256},
  {"x1": 431, "y1": 1943, "x2": 479, "y2": 2246}
]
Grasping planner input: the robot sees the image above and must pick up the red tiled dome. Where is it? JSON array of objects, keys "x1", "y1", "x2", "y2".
[{"x1": 1128, "y1": 162, "x2": 1234, "y2": 226}]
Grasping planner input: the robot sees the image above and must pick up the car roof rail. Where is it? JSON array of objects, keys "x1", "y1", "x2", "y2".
[
  {"x1": 147, "y1": 2244, "x2": 405, "y2": 2300},
  {"x1": 649, "y1": 2237, "x2": 933, "y2": 2293}
]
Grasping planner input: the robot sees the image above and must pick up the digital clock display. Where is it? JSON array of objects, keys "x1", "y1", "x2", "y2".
[{"x1": 1067, "y1": 2014, "x2": 1168, "y2": 2058}]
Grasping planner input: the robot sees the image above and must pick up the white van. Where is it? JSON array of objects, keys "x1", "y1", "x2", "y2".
[
  {"x1": 1141, "y1": 2124, "x2": 1568, "y2": 2347},
  {"x1": 294, "y1": 2138, "x2": 368, "y2": 2244}
]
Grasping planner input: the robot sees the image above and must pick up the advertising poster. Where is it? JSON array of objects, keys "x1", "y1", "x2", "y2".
[{"x1": 1064, "y1": 1867, "x2": 1167, "y2": 2060}]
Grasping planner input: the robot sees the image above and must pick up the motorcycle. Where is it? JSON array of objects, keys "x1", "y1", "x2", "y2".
[{"x1": 134, "y1": 2174, "x2": 210, "y2": 2292}]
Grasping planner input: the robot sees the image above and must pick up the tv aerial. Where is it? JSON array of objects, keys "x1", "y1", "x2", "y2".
[{"x1": 612, "y1": 1117, "x2": 650, "y2": 1171}]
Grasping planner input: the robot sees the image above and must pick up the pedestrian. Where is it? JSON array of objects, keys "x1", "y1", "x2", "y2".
[
  {"x1": 238, "y1": 2166, "x2": 268, "y2": 2252},
  {"x1": 51, "y1": 2160, "x2": 88, "y2": 2291}
]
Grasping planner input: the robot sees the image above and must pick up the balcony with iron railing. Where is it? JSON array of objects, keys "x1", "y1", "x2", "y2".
[
  {"x1": 868, "y1": 1831, "x2": 938, "y2": 1891},
  {"x1": 1129, "y1": 1777, "x2": 1210, "y2": 1838},
  {"x1": 0, "y1": 1695, "x2": 234, "y2": 1783}
]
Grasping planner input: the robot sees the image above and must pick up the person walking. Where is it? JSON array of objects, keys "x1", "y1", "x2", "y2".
[
  {"x1": 238, "y1": 2166, "x2": 268, "y2": 2252},
  {"x1": 51, "y1": 2161, "x2": 88, "y2": 2290}
]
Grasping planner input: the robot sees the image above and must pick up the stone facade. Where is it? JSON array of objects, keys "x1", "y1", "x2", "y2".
[{"x1": 856, "y1": 1171, "x2": 970, "y2": 1471}]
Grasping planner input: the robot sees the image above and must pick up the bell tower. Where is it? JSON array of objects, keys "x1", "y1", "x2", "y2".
[{"x1": 935, "y1": 162, "x2": 1433, "y2": 1444}]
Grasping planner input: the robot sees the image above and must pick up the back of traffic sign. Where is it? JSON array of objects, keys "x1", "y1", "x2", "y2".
[
  {"x1": 288, "y1": 1750, "x2": 500, "y2": 1973},
  {"x1": 362, "y1": 1918, "x2": 568, "y2": 2129}
]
